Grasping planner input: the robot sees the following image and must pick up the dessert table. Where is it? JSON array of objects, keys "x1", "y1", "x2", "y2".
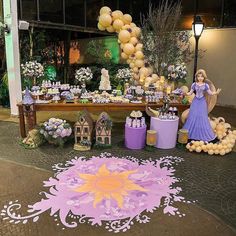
[{"x1": 17, "y1": 102, "x2": 189, "y2": 138}]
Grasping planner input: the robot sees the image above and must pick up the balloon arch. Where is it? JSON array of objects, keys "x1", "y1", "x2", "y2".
[{"x1": 97, "y1": 6, "x2": 159, "y2": 87}]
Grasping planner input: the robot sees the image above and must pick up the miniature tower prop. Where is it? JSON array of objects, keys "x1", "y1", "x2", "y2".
[
  {"x1": 95, "y1": 112, "x2": 112, "y2": 147},
  {"x1": 74, "y1": 110, "x2": 93, "y2": 151}
]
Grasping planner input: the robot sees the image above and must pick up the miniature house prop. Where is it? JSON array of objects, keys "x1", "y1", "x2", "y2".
[
  {"x1": 74, "y1": 110, "x2": 93, "y2": 151},
  {"x1": 95, "y1": 112, "x2": 112, "y2": 147}
]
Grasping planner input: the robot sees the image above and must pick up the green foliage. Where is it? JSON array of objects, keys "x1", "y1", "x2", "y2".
[
  {"x1": 140, "y1": 1, "x2": 193, "y2": 75},
  {"x1": 86, "y1": 40, "x2": 111, "y2": 65},
  {"x1": 0, "y1": 72, "x2": 9, "y2": 107}
]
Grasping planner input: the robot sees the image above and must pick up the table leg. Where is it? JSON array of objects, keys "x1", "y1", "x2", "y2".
[{"x1": 18, "y1": 105, "x2": 26, "y2": 138}]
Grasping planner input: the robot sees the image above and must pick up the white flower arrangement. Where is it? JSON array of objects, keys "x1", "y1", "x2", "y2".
[
  {"x1": 21, "y1": 61, "x2": 44, "y2": 78},
  {"x1": 75, "y1": 67, "x2": 93, "y2": 83},
  {"x1": 167, "y1": 63, "x2": 187, "y2": 81},
  {"x1": 116, "y1": 68, "x2": 132, "y2": 79}
]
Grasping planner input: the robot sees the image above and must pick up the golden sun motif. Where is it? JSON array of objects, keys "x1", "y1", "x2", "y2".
[{"x1": 74, "y1": 164, "x2": 147, "y2": 208}]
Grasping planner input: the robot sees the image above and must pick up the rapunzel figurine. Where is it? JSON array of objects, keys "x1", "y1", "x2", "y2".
[{"x1": 183, "y1": 69, "x2": 221, "y2": 141}]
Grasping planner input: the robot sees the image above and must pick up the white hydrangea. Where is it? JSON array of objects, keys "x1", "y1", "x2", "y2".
[
  {"x1": 75, "y1": 67, "x2": 93, "y2": 83},
  {"x1": 21, "y1": 61, "x2": 44, "y2": 78}
]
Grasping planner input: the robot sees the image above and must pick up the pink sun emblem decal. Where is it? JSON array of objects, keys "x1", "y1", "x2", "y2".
[{"x1": 1, "y1": 153, "x2": 193, "y2": 233}]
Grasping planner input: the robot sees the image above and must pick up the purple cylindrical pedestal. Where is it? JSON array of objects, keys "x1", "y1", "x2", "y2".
[
  {"x1": 150, "y1": 117, "x2": 179, "y2": 149},
  {"x1": 125, "y1": 124, "x2": 147, "y2": 150}
]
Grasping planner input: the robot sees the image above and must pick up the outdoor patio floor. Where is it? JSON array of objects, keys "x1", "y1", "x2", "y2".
[{"x1": 0, "y1": 106, "x2": 236, "y2": 236}]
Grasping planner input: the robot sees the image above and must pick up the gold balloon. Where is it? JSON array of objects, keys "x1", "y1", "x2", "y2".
[
  {"x1": 106, "y1": 25, "x2": 115, "y2": 33},
  {"x1": 99, "y1": 14, "x2": 112, "y2": 27},
  {"x1": 133, "y1": 74, "x2": 139, "y2": 80},
  {"x1": 123, "y1": 43, "x2": 135, "y2": 55},
  {"x1": 135, "y1": 43, "x2": 143, "y2": 51},
  {"x1": 123, "y1": 14, "x2": 132, "y2": 24},
  {"x1": 118, "y1": 30, "x2": 131, "y2": 43},
  {"x1": 129, "y1": 37, "x2": 138, "y2": 45},
  {"x1": 120, "y1": 43, "x2": 125, "y2": 49},
  {"x1": 112, "y1": 10, "x2": 123, "y2": 20},
  {"x1": 208, "y1": 149, "x2": 214, "y2": 155},
  {"x1": 135, "y1": 59, "x2": 144, "y2": 68},
  {"x1": 100, "y1": 6, "x2": 112, "y2": 15},
  {"x1": 129, "y1": 62, "x2": 135, "y2": 68},
  {"x1": 97, "y1": 22, "x2": 106, "y2": 31},
  {"x1": 134, "y1": 27, "x2": 141, "y2": 37},
  {"x1": 121, "y1": 52, "x2": 128, "y2": 59},
  {"x1": 130, "y1": 23, "x2": 136, "y2": 27},
  {"x1": 135, "y1": 50, "x2": 144, "y2": 59},
  {"x1": 122, "y1": 24, "x2": 132, "y2": 30},
  {"x1": 133, "y1": 67, "x2": 139, "y2": 73},
  {"x1": 151, "y1": 74, "x2": 159, "y2": 82},
  {"x1": 113, "y1": 19, "x2": 124, "y2": 31},
  {"x1": 139, "y1": 67, "x2": 149, "y2": 76},
  {"x1": 127, "y1": 59, "x2": 131, "y2": 64}
]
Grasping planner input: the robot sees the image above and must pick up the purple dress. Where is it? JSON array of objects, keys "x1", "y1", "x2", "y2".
[{"x1": 183, "y1": 82, "x2": 215, "y2": 141}]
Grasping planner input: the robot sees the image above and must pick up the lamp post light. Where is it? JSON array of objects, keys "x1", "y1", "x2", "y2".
[{"x1": 192, "y1": 15, "x2": 204, "y2": 82}]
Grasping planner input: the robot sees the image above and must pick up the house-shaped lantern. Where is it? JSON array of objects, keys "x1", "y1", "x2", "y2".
[
  {"x1": 95, "y1": 112, "x2": 112, "y2": 147},
  {"x1": 74, "y1": 110, "x2": 93, "y2": 151}
]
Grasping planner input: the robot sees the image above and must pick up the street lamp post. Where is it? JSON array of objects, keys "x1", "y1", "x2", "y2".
[{"x1": 192, "y1": 15, "x2": 204, "y2": 82}]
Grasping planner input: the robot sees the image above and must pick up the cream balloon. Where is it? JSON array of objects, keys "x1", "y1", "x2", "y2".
[
  {"x1": 135, "y1": 43, "x2": 143, "y2": 51},
  {"x1": 208, "y1": 149, "x2": 214, "y2": 155},
  {"x1": 122, "y1": 24, "x2": 132, "y2": 31},
  {"x1": 134, "y1": 27, "x2": 141, "y2": 37},
  {"x1": 133, "y1": 67, "x2": 139, "y2": 73},
  {"x1": 97, "y1": 22, "x2": 106, "y2": 31},
  {"x1": 99, "y1": 14, "x2": 112, "y2": 27},
  {"x1": 139, "y1": 67, "x2": 149, "y2": 76},
  {"x1": 123, "y1": 43, "x2": 135, "y2": 55},
  {"x1": 113, "y1": 19, "x2": 124, "y2": 31},
  {"x1": 106, "y1": 25, "x2": 115, "y2": 33},
  {"x1": 118, "y1": 30, "x2": 131, "y2": 43},
  {"x1": 129, "y1": 62, "x2": 135, "y2": 69},
  {"x1": 121, "y1": 52, "x2": 128, "y2": 60},
  {"x1": 123, "y1": 14, "x2": 132, "y2": 24},
  {"x1": 135, "y1": 59, "x2": 144, "y2": 68},
  {"x1": 220, "y1": 150, "x2": 226, "y2": 156},
  {"x1": 135, "y1": 50, "x2": 144, "y2": 59},
  {"x1": 112, "y1": 10, "x2": 123, "y2": 20},
  {"x1": 120, "y1": 43, "x2": 125, "y2": 49},
  {"x1": 100, "y1": 6, "x2": 111, "y2": 15},
  {"x1": 129, "y1": 37, "x2": 138, "y2": 45}
]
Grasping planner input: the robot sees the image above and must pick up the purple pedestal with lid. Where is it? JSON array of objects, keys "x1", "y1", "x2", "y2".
[
  {"x1": 150, "y1": 117, "x2": 179, "y2": 149},
  {"x1": 125, "y1": 124, "x2": 147, "y2": 149}
]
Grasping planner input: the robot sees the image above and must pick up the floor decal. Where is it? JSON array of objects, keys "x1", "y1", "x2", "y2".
[{"x1": 1, "y1": 152, "x2": 191, "y2": 233}]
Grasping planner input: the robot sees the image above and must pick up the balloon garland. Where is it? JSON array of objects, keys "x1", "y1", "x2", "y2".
[
  {"x1": 186, "y1": 117, "x2": 236, "y2": 155},
  {"x1": 97, "y1": 6, "x2": 159, "y2": 87}
]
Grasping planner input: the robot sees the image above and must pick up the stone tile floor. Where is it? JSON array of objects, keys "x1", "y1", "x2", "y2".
[
  {"x1": 0, "y1": 120, "x2": 236, "y2": 235},
  {"x1": 0, "y1": 105, "x2": 236, "y2": 235}
]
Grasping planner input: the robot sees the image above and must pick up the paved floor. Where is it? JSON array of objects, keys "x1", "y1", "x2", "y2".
[
  {"x1": 0, "y1": 106, "x2": 236, "y2": 235},
  {"x1": 0, "y1": 159, "x2": 235, "y2": 236}
]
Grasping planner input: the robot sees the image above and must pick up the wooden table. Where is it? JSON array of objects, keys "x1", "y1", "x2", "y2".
[{"x1": 17, "y1": 102, "x2": 189, "y2": 138}]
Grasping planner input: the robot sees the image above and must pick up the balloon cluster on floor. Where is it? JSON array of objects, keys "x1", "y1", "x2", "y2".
[
  {"x1": 98, "y1": 6, "x2": 159, "y2": 86},
  {"x1": 186, "y1": 117, "x2": 236, "y2": 155}
]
